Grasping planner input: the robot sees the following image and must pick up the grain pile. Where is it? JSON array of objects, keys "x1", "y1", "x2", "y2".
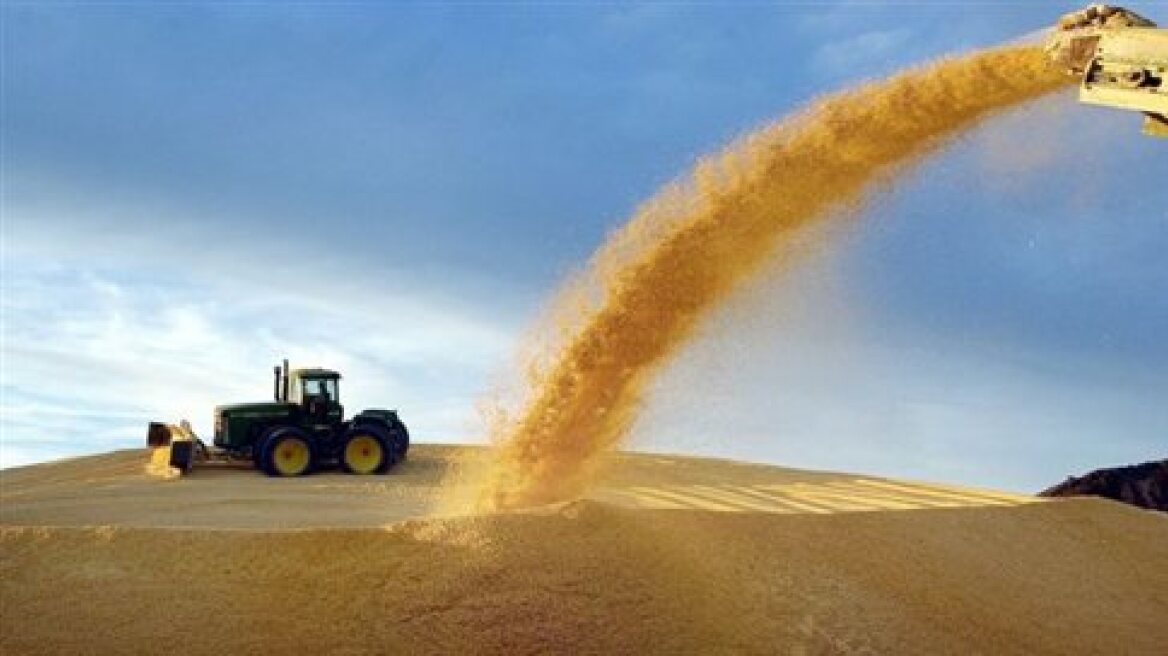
[
  {"x1": 3, "y1": 447, "x2": 1167, "y2": 655},
  {"x1": 470, "y1": 46, "x2": 1072, "y2": 511}
]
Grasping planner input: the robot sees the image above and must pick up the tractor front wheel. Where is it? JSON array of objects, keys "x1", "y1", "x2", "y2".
[
  {"x1": 340, "y1": 427, "x2": 392, "y2": 475},
  {"x1": 259, "y1": 428, "x2": 315, "y2": 477}
]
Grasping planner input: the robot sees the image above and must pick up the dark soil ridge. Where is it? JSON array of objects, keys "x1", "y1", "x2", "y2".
[{"x1": 1040, "y1": 459, "x2": 1168, "y2": 512}]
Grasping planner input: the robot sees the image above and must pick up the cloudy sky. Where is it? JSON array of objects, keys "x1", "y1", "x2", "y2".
[{"x1": 2, "y1": 2, "x2": 1164, "y2": 492}]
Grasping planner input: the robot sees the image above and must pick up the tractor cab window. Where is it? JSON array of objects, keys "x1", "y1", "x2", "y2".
[{"x1": 300, "y1": 378, "x2": 338, "y2": 404}]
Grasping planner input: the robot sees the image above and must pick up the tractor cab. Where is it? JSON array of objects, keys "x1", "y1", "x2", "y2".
[{"x1": 275, "y1": 362, "x2": 344, "y2": 425}]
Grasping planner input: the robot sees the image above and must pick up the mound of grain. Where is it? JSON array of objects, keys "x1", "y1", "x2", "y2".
[{"x1": 3, "y1": 446, "x2": 1166, "y2": 655}]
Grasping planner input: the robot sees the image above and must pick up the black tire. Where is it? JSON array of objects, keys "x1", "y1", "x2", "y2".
[
  {"x1": 387, "y1": 420, "x2": 410, "y2": 462},
  {"x1": 258, "y1": 426, "x2": 315, "y2": 477},
  {"x1": 340, "y1": 425, "x2": 392, "y2": 475}
]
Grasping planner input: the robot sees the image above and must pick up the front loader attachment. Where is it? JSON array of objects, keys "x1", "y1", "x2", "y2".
[{"x1": 147, "y1": 420, "x2": 200, "y2": 476}]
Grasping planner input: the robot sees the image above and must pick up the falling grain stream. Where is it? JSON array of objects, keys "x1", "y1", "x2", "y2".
[{"x1": 472, "y1": 46, "x2": 1071, "y2": 510}]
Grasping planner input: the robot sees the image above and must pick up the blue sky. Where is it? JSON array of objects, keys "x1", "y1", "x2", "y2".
[{"x1": 2, "y1": 2, "x2": 1164, "y2": 491}]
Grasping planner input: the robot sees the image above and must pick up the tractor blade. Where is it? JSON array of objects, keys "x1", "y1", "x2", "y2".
[{"x1": 146, "y1": 421, "x2": 198, "y2": 476}]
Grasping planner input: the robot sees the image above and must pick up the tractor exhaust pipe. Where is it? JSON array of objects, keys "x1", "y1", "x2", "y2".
[
  {"x1": 273, "y1": 365, "x2": 282, "y2": 402},
  {"x1": 282, "y1": 358, "x2": 290, "y2": 403}
]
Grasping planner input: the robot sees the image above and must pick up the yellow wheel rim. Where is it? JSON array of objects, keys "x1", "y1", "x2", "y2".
[
  {"x1": 344, "y1": 435, "x2": 383, "y2": 475},
  {"x1": 273, "y1": 437, "x2": 311, "y2": 476}
]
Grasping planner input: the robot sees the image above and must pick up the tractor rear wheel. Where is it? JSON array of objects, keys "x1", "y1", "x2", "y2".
[
  {"x1": 340, "y1": 427, "x2": 391, "y2": 475},
  {"x1": 386, "y1": 421, "x2": 410, "y2": 462},
  {"x1": 392, "y1": 420, "x2": 411, "y2": 457},
  {"x1": 259, "y1": 427, "x2": 315, "y2": 477}
]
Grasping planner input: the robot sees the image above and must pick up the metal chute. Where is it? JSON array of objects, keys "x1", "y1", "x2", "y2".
[
  {"x1": 1047, "y1": 5, "x2": 1156, "y2": 73},
  {"x1": 1045, "y1": 5, "x2": 1166, "y2": 137}
]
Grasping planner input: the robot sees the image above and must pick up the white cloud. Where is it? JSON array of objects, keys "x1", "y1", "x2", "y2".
[{"x1": 0, "y1": 239, "x2": 520, "y2": 467}]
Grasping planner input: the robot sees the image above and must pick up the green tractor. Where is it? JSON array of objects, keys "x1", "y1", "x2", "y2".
[{"x1": 147, "y1": 359, "x2": 409, "y2": 477}]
